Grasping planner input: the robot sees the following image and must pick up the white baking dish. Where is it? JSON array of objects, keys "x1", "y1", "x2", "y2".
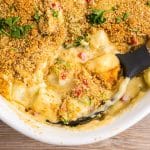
[{"x1": 0, "y1": 91, "x2": 149, "y2": 145}]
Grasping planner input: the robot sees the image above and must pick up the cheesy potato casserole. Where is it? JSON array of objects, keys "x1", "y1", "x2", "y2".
[{"x1": 0, "y1": 0, "x2": 150, "y2": 126}]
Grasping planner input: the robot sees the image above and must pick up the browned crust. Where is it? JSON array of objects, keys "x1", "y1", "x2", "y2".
[{"x1": 0, "y1": 0, "x2": 149, "y2": 82}]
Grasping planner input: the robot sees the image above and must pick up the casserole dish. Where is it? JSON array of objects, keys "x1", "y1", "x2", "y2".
[
  {"x1": 0, "y1": 92, "x2": 149, "y2": 145},
  {"x1": 0, "y1": 0, "x2": 149, "y2": 145}
]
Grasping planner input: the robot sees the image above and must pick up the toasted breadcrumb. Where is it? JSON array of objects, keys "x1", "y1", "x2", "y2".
[{"x1": 0, "y1": 0, "x2": 149, "y2": 81}]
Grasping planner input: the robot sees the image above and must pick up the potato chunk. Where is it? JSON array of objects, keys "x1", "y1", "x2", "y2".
[
  {"x1": 86, "y1": 54, "x2": 120, "y2": 88},
  {"x1": 32, "y1": 88, "x2": 61, "y2": 123},
  {"x1": 144, "y1": 68, "x2": 150, "y2": 87},
  {"x1": 89, "y1": 30, "x2": 117, "y2": 53},
  {"x1": 122, "y1": 77, "x2": 145, "y2": 101},
  {"x1": 86, "y1": 54, "x2": 120, "y2": 73}
]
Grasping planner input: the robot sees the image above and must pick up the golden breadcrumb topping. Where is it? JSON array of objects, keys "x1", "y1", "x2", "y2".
[{"x1": 0, "y1": 0, "x2": 149, "y2": 80}]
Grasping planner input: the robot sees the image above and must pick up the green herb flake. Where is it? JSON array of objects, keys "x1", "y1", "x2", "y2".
[
  {"x1": 116, "y1": 17, "x2": 122, "y2": 23},
  {"x1": 55, "y1": 58, "x2": 65, "y2": 64},
  {"x1": 61, "y1": 118, "x2": 69, "y2": 125},
  {"x1": 73, "y1": 36, "x2": 84, "y2": 47},
  {"x1": 10, "y1": 26, "x2": 21, "y2": 38},
  {"x1": 5, "y1": 17, "x2": 20, "y2": 27},
  {"x1": 52, "y1": 10, "x2": 59, "y2": 18},
  {"x1": 4, "y1": 18, "x2": 13, "y2": 27},
  {"x1": 63, "y1": 42, "x2": 73, "y2": 49},
  {"x1": 34, "y1": 11, "x2": 40, "y2": 22},
  {"x1": 63, "y1": 34, "x2": 88, "y2": 49},
  {"x1": 111, "y1": 6, "x2": 118, "y2": 11},
  {"x1": 74, "y1": 33, "x2": 88, "y2": 47},
  {"x1": 87, "y1": 9, "x2": 106, "y2": 25},
  {"x1": 146, "y1": 1, "x2": 150, "y2": 6},
  {"x1": 87, "y1": 97, "x2": 92, "y2": 106},
  {"x1": 10, "y1": 25, "x2": 32, "y2": 38},
  {"x1": 23, "y1": 25, "x2": 32, "y2": 35},
  {"x1": 0, "y1": 16, "x2": 32, "y2": 38},
  {"x1": 79, "y1": 97, "x2": 91, "y2": 106},
  {"x1": 0, "y1": 19, "x2": 6, "y2": 34},
  {"x1": 11, "y1": 48, "x2": 18, "y2": 51},
  {"x1": 123, "y1": 12, "x2": 129, "y2": 21}
]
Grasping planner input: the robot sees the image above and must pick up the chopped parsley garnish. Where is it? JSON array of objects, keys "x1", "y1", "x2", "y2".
[
  {"x1": 63, "y1": 34, "x2": 88, "y2": 48},
  {"x1": 0, "y1": 17, "x2": 32, "y2": 38},
  {"x1": 115, "y1": 12, "x2": 130, "y2": 23},
  {"x1": 73, "y1": 36, "x2": 85, "y2": 47},
  {"x1": 146, "y1": 1, "x2": 150, "y2": 6},
  {"x1": 123, "y1": 12, "x2": 129, "y2": 21},
  {"x1": 61, "y1": 118, "x2": 69, "y2": 125},
  {"x1": 111, "y1": 6, "x2": 118, "y2": 11},
  {"x1": 52, "y1": 10, "x2": 59, "y2": 18},
  {"x1": 11, "y1": 25, "x2": 32, "y2": 38},
  {"x1": 5, "y1": 17, "x2": 20, "y2": 27},
  {"x1": 116, "y1": 17, "x2": 122, "y2": 23},
  {"x1": 53, "y1": 58, "x2": 71, "y2": 76},
  {"x1": 87, "y1": 9, "x2": 106, "y2": 25},
  {"x1": 63, "y1": 42, "x2": 74, "y2": 49},
  {"x1": 33, "y1": 11, "x2": 41, "y2": 22}
]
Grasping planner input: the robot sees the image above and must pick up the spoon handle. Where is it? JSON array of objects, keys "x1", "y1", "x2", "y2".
[{"x1": 117, "y1": 43, "x2": 150, "y2": 78}]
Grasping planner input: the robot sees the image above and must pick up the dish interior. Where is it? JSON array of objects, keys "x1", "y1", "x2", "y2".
[{"x1": 0, "y1": 0, "x2": 149, "y2": 127}]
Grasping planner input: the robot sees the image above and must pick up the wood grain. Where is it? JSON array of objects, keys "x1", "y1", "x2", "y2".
[{"x1": 0, "y1": 115, "x2": 149, "y2": 150}]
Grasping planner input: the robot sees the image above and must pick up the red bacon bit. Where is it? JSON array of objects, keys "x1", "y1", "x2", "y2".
[
  {"x1": 72, "y1": 80, "x2": 89, "y2": 97},
  {"x1": 78, "y1": 52, "x2": 87, "y2": 61},
  {"x1": 121, "y1": 95, "x2": 130, "y2": 102},
  {"x1": 51, "y1": 2, "x2": 62, "y2": 10},
  {"x1": 60, "y1": 72, "x2": 68, "y2": 80},
  {"x1": 82, "y1": 79, "x2": 88, "y2": 87},
  {"x1": 129, "y1": 36, "x2": 139, "y2": 46},
  {"x1": 85, "y1": 0, "x2": 91, "y2": 3},
  {"x1": 51, "y1": 3, "x2": 56, "y2": 8},
  {"x1": 74, "y1": 88, "x2": 83, "y2": 97},
  {"x1": 72, "y1": 86, "x2": 84, "y2": 97}
]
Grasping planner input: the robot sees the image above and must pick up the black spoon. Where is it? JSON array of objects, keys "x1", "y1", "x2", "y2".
[{"x1": 117, "y1": 40, "x2": 150, "y2": 78}]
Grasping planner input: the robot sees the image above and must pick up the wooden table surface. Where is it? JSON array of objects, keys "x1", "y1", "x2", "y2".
[{"x1": 0, "y1": 115, "x2": 149, "y2": 150}]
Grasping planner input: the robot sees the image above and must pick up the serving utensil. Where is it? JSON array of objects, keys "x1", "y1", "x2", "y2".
[{"x1": 117, "y1": 40, "x2": 150, "y2": 78}]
